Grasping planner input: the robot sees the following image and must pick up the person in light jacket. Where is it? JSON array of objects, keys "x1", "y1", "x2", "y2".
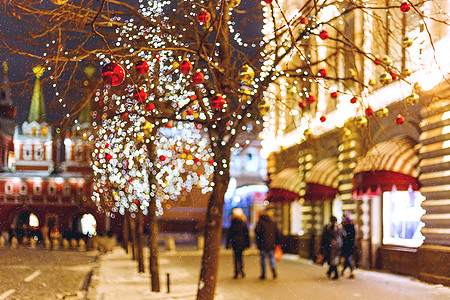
[{"x1": 226, "y1": 208, "x2": 250, "y2": 279}]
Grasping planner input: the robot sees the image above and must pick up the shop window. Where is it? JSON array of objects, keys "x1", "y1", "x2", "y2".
[
  {"x1": 23, "y1": 145, "x2": 32, "y2": 160},
  {"x1": 5, "y1": 182, "x2": 13, "y2": 194},
  {"x1": 29, "y1": 213, "x2": 39, "y2": 227},
  {"x1": 19, "y1": 182, "x2": 27, "y2": 195},
  {"x1": 383, "y1": 190, "x2": 425, "y2": 248},
  {"x1": 34, "y1": 183, "x2": 42, "y2": 195}
]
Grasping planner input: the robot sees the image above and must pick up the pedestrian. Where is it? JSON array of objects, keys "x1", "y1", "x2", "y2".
[
  {"x1": 255, "y1": 210, "x2": 280, "y2": 279},
  {"x1": 226, "y1": 208, "x2": 250, "y2": 279},
  {"x1": 341, "y1": 213, "x2": 356, "y2": 278},
  {"x1": 320, "y1": 216, "x2": 345, "y2": 280}
]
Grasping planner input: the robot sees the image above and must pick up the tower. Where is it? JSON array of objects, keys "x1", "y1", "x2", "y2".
[{"x1": 13, "y1": 66, "x2": 53, "y2": 173}]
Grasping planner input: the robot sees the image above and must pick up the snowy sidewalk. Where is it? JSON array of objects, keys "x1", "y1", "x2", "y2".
[{"x1": 86, "y1": 247, "x2": 450, "y2": 300}]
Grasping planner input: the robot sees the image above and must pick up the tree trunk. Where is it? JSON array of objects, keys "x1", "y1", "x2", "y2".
[
  {"x1": 148, "y1": 197, "x2": 161, "y2": 291},
  {"x1": 130, "y1": 214, "x2": 137, "y2": 261},
  {"x1": 137, "y1": 211, "x2": 145, "y2": 273},
  {"x1": 123, "y1": 213, "x2": 129, "y2": 254},
  {"x1": 196, "y1": 147, "x2": 230, "y2": 300}
]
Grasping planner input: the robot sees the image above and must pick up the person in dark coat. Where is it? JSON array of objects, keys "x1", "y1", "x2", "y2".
[
  {"x1": 255, "y1": 210, "x2": 280, "y2": 279},
  {"x1": 321, "y1": 216, "x2": 345, "y2": 279},
  {"x1": 226, "y1": 208, "x2": 250, "y2": 279},
  {"x1": 341, "y1": 213, "x2": 356, "y2": 278}
]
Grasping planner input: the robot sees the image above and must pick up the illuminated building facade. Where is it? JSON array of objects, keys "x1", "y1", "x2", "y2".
[{"x1": 260, "y1": 1, "x2": 450, "y2": 285}]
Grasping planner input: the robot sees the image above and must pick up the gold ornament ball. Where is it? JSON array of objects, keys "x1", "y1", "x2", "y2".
[
  {"x1": 227, "y1": 0, "x2": 241, "y2": 7},
  {"x1": 382, "y1": 56, "x2": 392, "y2": 66},
  {"x1": 239, "y1": 64, "x2": 255, "y2": 83},
  {"x1": 376, "y1": 107, "x2": 389, "y2": 118},
  {"x1": 49, "y1": 0, "x2": 68, "y2": 4},
  {"x1": 379, "y1": 72, "x2": 392, "y2": 85},
  {"x1": 368, "y1": 79, "x2": 377, "y2": 86},
  {"x1": 355, "y1": 116, "x2": 368, "y2": 128},
  {"x1": 402, "y1": 37, "x2": 413, "y2": 48},
  {"x1": 405, "y1": 92, "x2": 419, "y2": 105}
]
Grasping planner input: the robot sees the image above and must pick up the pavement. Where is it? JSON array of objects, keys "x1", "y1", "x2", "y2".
[{"x1": 86, "y1": 246, "x2": 450, "y2": 300}]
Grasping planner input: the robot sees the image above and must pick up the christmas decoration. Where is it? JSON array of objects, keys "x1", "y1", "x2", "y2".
[
  {"x1": 382, "y1": 56, "x2": 392, "y2": 66},
  {"x1": 318, "y1": 68, "x2": 327, "y2": 77},
  {"x1": 258, "y1": 99, "x2": 270, "y2": 116},
  {"x1": 402, "y1": 37, "x2": 413, "y2": 47},
  {"x1": 300, "y1": 18, "x2": 308, "y2": 25},
  {"x1": 320, "y1": 115, "x2": 326, "y2": 122},
  {"x1": 263, "y1": 0, "x2": 273, "y2": 4},
  {"x1": 365, "y1": 107, "x2": 374, "y2": 117},
  {"x1": 405, "y1": 92, "x2": 419, "y2": 104},
  {"x1": 133, "y1": 88, "x2": 147, "y2": 102},
  {"x1": 307, "y1": 95, "x2": 316, "y2": 103},
  {"x1": 298, "y1": 101, "x2": 307, "y2": 108},
  {"x1": 211, "y1": 94, "x2": 226, "y2": 110},
  {"x1": 395, "y1": 114, "x2": 405, "y2": 125},
  {"x1": 400, "y1": 2, "x2": 411, "y2": 13},
  {"x1": 101, "y1": 63, "x2": 125, "y2": 86},
  {"x1": 160, "y1": 155, "x2": 167, "y2": 161},
  {"x1": 331, "y1": 91, "x2": 338, "y2": 98},
  {"x1": 355, "y1": 116, "x2": 368, "y2": 128},
  {"x1": 145, "y1": 103, "x2": 156, "y2": 111},
  {"x1": 390, "y1": 72, "x2": 397, "y2": 81},
  {"x1": 239, "y1": 64, "x2": 255, "y2": 83},
  {"x1": 228, "y1": 0, "x2": 241, "y2": 8},
  {"x1": 376, "y1": 107, "x2": 389, "y2": 118},
  {"x1": 368, "y1": 79, "x2": 377, "y2": 86},
  {"x1": 49, "y1": 0, "x2": 68, "y2": 4},
  {"x1": 319, "y1": 30, "x2": 329, "y2": 40},
  {"x1": 192, "y1": 72, "x2": 205, "y2": 84},
  {"x1": 404, "y1": 68, "x2": 412, "y2": 76},
  {"x1": 179, "y1": 60, "x2": 193, "y2": 74},
  {"x1": 350, "y1": 97, "x2": 357, "y2": 104},
  {"x1": 374, "y1": 58, "x2": 382, "y2": 65},
  {"x1": 196, "y1": 10, "x2": 211, "y2": 24},
  {"x1": 135, "y1": 60, "x2": 150, "y2": 75},
  {"x1": 379, "y1": 72, "x2": 392, "y2": 85}
]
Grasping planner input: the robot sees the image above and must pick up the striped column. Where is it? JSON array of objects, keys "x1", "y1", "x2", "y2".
[{"x1": 418, "y1": 97, "x2": 450, "y2": 285}]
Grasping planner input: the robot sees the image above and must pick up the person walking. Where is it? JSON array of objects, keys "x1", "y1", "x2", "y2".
[
  {"x1": 226, "y1": 208, "x2": 250, "y2": 279},
  {"x1": 321, "y1": 216, "x2": 345, "y2": 280},
  {"x1": 255, "y1": 210, "x2": 280, "y2": 280},
  {"x1": 341, "y1": 213, "x2": 356, "y2": 278}
]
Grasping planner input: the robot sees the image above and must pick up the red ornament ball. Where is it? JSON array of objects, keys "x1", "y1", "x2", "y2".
[
  {"x1": 196, "y1": 10, "x2": 211, "y2": 24},
  {"x1": 145, "y1": 103, "x2": 155, "y2": 111},
  {"x1": 179, "y1": 60, "x2": 192, "y2": 74},
  {"x1": 365, "y1": 107, "x2": 374, "y2": 117},
  {"x1": 390, "y1": 72, "x2": 397, "y2": 81},
  {"x1": 374, "y1": 58, "x2": 382, "y2": 65},
  {"x1": 396, "y1": 114, "x2": 405, "y2": 125},
  {"x1": 319, "y1": 30, "x2": 329, "y2": 40},
  {"x1": 187, "y1": 108, "x2": 194, "y2": 115},
  {"x1": 105, "y1": 153, "x2": 112, "y2": 162},
  {"x1": 263, "y1": 0, "x2": 273, "y2": 3},
  {"x1": 320, "y1": 115, "x2": 326, "y2": 122},
  {"x1": 133, "y1": 88, "x2": 147, "y2": 102},
  {"x1": 192, "y1": 72, "x2": 205, "y2": 84},
  {"x1": 300, "y1": 18, "x2": 308, "y2": 25},
  {"x1": 400, "y1": 2, "x2": 411, "y2": 12},
  {"x1": 133, "y1": 199, "x2": 139, "y2": 205},
  {"x1": 122, "y1": 112, "x2": 129, "y2": 120},
  {"x1": 299, "y1": 101, "x2": 307, "y2": 108},
  {"x1": 160, "y1": 155, "x2": 167, "y2": 161},
  {"x1": 331, "y1": 91, "x2": 338, "y2": 98},
  {"x1": 350, "y1": 97, "x2": 357, "y2": 104},
  {"x1": 307, "y1": 95, "x2": 316, "y2": 104},
  {"x1": 318, "y1": 68, "x2": 327, "y2": 77},
  {"x1": 194, "y1": 157, "x2": 201, "y2": 164},
  {"x1": 135, "y1": 60, "x2": 149, "y2": 75},
  {"x1": 211, "y1": 94, "x2": 226, "y2": 110},
  {"x1": 166, "y1": 122, "x2": 173, "y2": 128},
  {"x1": 101, "y1": 63, "x2": 125, "y2": 86},
  {"x1": 208, "y1": 158, "x2": 214, "y2": 164}
]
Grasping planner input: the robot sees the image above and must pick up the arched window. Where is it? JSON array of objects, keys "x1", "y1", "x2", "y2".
[
  {"x1": 34, "y1": 145, "x2": 43, "y2": 160},
  {"x1": 48, "y1": 182, "x2": 57, "y2": 196},
  {"x1": 19, "y1": 182, "x2": 28, "y2": 195},
  {"x1": 33, "y1": 183, "x2": 42, "y2": 195},
  {"x1": 63, "y1": 184, "x2": 71, "y2": 196},
  {"x1": 23, "y1": 145, "x2": 32, "y2": 160},
  {"x1": 5, "y1": 182, "x2": 13, "y2": 194}
]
